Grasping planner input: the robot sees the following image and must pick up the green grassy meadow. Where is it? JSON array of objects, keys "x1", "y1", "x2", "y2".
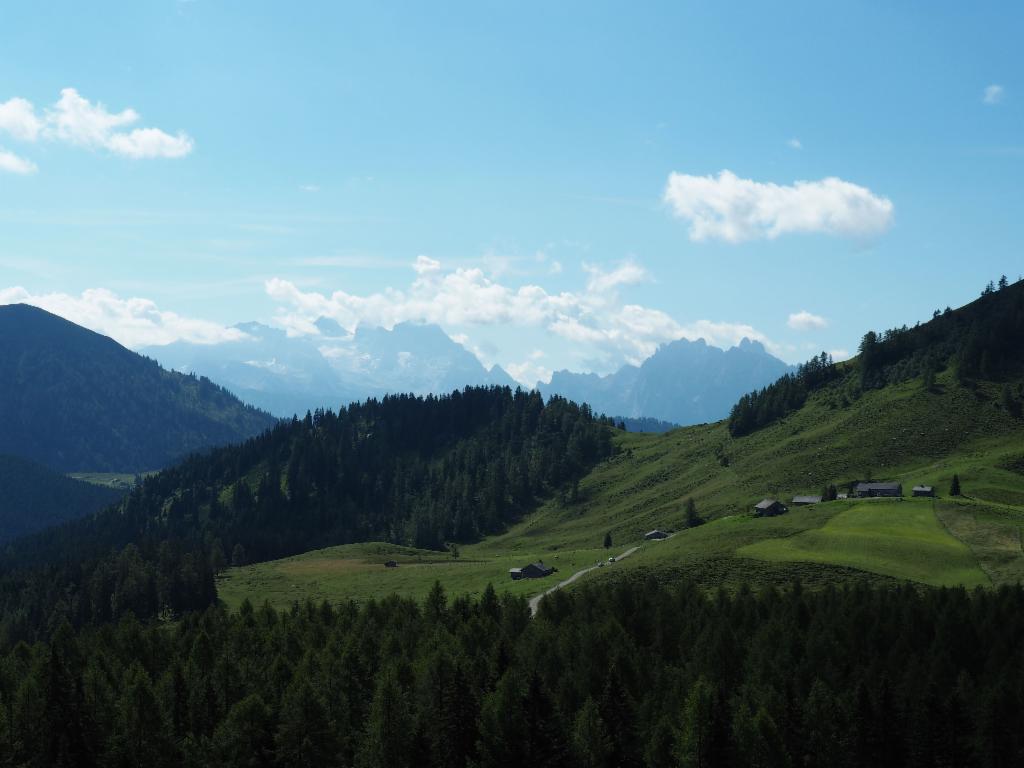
[
  {"x1": 738, "y1": 500, "x2": 989, "y2": 587},
  {"x1": 67, "y1": 472, "x2": 145, "y2": 490},
  {"x1": 218, "y1": 371, "x2": 1024, "y2": 609}
]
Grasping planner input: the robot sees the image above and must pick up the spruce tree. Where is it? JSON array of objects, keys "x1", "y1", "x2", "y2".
[
  {"x1": 603, "y1": 531, "x2": 612, "y2": 549},
  {"x1": 571, "y1": 697, "x2": 612, "y2": 768},
  {"x1": 276, "y1": 677, "x2": 337, "y2": 767},
  {"x1": 950, "y1": 474, "x2": 962, "y2": 496},
  {"x1": 676, "y1": 677, "x2": 716, "y2": 768},
  {"x1": 685, "y1": 498, "x2": 702, "y2": 528},
  {"x1": 356, "y1": 666, "x2": 412, "y2": 768}
]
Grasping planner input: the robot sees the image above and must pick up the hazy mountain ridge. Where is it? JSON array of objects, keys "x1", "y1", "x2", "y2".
[
  {"x1": 541, "y1": 337, "x2": 796, "y2": 425},
  {"x1": 0, "y1": 304, "x2": 276, "y2": 472},
  {"x1": 147, "y1": 320, "x2": 518, "y2": 418}
]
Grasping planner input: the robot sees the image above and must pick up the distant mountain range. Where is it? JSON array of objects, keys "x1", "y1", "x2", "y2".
[
  {"x1": 0, "y1": 304, "x2": 277, "y2": 472},
  {"x1": 145, "y1": 319, "x2": 517, "y2": 417},
  {"x1": 146, "y1": 319, "x2": 794, "y2": 426},
  {"x1": 540, "y1": 337, "x2": 795, "y2": 425}
]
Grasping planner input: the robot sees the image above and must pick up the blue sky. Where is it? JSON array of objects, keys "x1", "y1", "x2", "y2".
[{"x1": 1, "y1": 1, "x2": 1021, "y2": 383}]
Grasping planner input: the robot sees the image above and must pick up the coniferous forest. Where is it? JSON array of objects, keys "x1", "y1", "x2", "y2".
[
  {"x1": 0, "y1": 387, "x2": 613, "y2": 644},
  {"x1": 3, "y1": 578, "x2": 1022, "y2": 767}
]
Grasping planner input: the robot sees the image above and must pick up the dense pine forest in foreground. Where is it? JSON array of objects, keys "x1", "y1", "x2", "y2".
[{"x1": 4, "y1": 578, "x2": 1022, "y2": 767}]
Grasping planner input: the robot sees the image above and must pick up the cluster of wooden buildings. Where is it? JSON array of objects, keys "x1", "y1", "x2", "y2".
[{"x1": 753, "y1": 481, "x2": 936, "y2": 516}]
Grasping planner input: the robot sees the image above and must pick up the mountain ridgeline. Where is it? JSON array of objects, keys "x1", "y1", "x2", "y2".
[
  {"x1": 0, "y1": 387, "x2": 614, "y2": 640},
  {"x1": 729, "y1": 277, "x2": 1024, "y2": 437},
  {"x1": 0, "y1": 304, "x2": 277, "y2": 472},
  {"x1": 541, "y1": 337, "x2": 794, "y2": 427}
]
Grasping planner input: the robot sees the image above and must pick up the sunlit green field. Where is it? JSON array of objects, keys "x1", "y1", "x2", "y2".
[
  {"x1": 67, "y1": 472, "x2": 143, "y2": 490},
  {"x1": 218, "y1": 540, "x2": 615, "y2": 611},
  {"x1": 738, "y1": 500, "x2": 989, "y2": 587}
]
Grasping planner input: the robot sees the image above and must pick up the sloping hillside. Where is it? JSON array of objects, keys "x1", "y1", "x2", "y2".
[
  {"x1": 0, "y1": 304, "x2": 276, "y2": 472},
  {"x1": 218, "y1": 281, "x2": 1024, "y2": 606},
  {"x1": 0, "y1": 454, "x2": 124, "y2": 544}
]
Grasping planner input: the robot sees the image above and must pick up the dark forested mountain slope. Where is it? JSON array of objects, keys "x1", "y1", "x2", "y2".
[
  {"x1": 541, "y1": 337, "x2": 794, "y2": 426},
  {"x1": 0, "y1": 387, "x2": 613, "y2": 640},
  {"x1": 0, "y1": 455, "x2": 124, "y2": 544},
  {"x1": 0, "y1": 304, "x2": 276, "y2": 472}
]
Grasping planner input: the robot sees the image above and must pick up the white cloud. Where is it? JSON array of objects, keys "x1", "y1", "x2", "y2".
[
  {"x1": 0, "y1": 148, "x2": 37, "y2": 175},
  {"x1": 412, "y1": 255, "x2": 441, "y2": 275},
  {"x1": 105, "y1": 127, "x2": 193, "y2": 159},
  {"x1": 0, "y1": 87, "x2": 194, "y2": 168},
  {"x1": 829, "y1": 348, "x2": 851, "y2": 362},
  {"x1": 506, "y1": 350, "x2": 552, "y2": 387},
  {"x1": 787, "y1": 138, "x2": 802, "y2": 150},
  {"x1": 663, "y1": 169, "x2": 894, "y2": 243},
  {"x1": 583, "y1": 259, "x2": 647, "y2": 293},
  {"x1": 983, "y1": 84, "x2": 1004, "y2": 105},
  {"x1": 787, "y1": 310, "x2": 828, "y2": 331},
  {"x1": 0, "y1": 287, "x2": 247, "y2": 348},
  {"x1": 265, "y1": 258, "x2": 779, "y2": 368},
  {"x1": 0, "y1": 97, "x2": 43, "y2": 141},
  {"x1": 677, "y1": 320, "x2": 775, "y2": 351},
  {"x1": 300, "y1": 184, "x2": 320, "y2": 192}
]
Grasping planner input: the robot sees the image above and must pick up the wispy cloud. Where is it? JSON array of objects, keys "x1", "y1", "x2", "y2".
[
  {"x1": 0, "y1": 147, "x2": 37, "y2": 175},
  {"x1": 787, "y1": 138, "x2": 802, "y2": 150},
  {"x1": 663, "y1": 170, "x2": 894, "y2": 243},
  {"x1": 787, "y1": 310, "x2": 828, "y2": 331},
  {"x1": 0, "y1": 88, "x2": 194, "y2": 171},
  {"x1": 983, "y1": 84, "x2": 1005, "y2": 105},
  {"x1": 0, "y1": 287, "x2": 245, "y2": 348}
]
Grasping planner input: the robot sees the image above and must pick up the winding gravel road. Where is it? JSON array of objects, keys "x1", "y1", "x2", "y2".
[{"x1": 528, "y1": 545, "x2": 640, "y2": 616}]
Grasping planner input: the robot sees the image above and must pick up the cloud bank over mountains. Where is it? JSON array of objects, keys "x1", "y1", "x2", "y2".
[
  {"x1": 2, "y1": 249, "x2": 817, "y2": 387},
  {"x1": 0, "y1": 88, "x2": 194, "y2": 173},
  {"x1": 266, "y1": 257, "x2": 778, "y2": 371}
]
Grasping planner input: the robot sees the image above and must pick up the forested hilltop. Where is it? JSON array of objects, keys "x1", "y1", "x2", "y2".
[
  {"x1": 5, "y1": 579, "x2": 1023, "y2": 767},
  {"x1": 729, "y1": 276, "x2": 1024, "y2": 436},
  {"x1": 0, "y1": 387, "x2": 613, "y2": 643},
  {"x1": 0, "y1": 304, "x2": 276, "y2": 473}
]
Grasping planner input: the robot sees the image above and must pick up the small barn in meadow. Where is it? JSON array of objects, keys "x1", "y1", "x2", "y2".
[
  {"x1": 912, "y1": 485, "x2": 935, "y2": 497},
  {"x1": 510, "y1": 562, "x2": 555, "y2": 580},
  {"x1": 854, "y1": 482, "x2": 903, "y2": 498},
  {"x1": 754, "y1": 499, "x2": 787, "y2": 517},
  {"x1": 792, "y1": 495, "x2": 823, "y2": 506},
  {"x1": 384, "y1": 560, "x2": 398, "y2": 568},
  {"x1": 645, "y1": 529, "x2": 669, "y2": 540}
]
